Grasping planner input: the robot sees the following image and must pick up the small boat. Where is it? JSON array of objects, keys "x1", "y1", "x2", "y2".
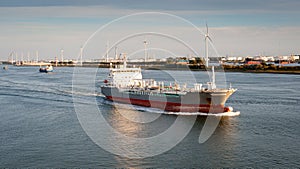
[
  {"x1": 39, "y1": 65, "x2": 53, "y2": 73},
  {"x1": 3, "y1": 65, "x2": 8, "y2": 70}
]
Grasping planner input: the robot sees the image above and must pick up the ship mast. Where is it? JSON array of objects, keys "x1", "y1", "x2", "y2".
[
  {"x1": 115, "y1": 46, "x2": 118, "y2": 60},
  {"x1": 16, "y1": 52, "x2": 18, "y2": 65},
  {"x1": 21, "y1": 52, "x2": 24, "y2": 64},
  {"x1": 10, "y1": 51, "x2": 14, "y2": 64},
  {"x1": 212, "y1": 66, "x2": 216, "y2": 89},
  {"x1": 27, "y1": 52, "x2": 30, "y2": 63},
  {"x1": 60, "y1": 49, "x2": 64, "y2": 63},
  {"x1": 122, "y1": 53, "x2": 127, "y2": 68},
  {"x1": 36, "y1": 51, "x2": 39, "y2": 63}
]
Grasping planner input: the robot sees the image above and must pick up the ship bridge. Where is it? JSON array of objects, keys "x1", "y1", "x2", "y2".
[{"x1": 108, "y1": 66, "x2": 142, "y2": 88}]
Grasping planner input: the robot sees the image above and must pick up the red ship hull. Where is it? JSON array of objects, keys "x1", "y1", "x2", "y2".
[{"x1": 105, "y1": 95, "x2": 230, "y2": 113}]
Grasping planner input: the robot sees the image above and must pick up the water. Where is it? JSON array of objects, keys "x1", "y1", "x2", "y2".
[{"x1": 0, "y1": 66, "x2": 299, "y2": 167}]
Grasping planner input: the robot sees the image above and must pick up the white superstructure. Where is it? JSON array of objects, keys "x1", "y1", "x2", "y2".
[
  {"x1": 107, "y1": 54, "x2": 142, "y2": 88},
  {"x1": 108, "y1": 66, "x2": 142, "y2": 88}
]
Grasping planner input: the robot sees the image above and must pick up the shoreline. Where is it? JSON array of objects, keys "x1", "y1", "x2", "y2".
[
  {"x1": 3, "y1": 63, "x2": 300, "y2": 74},
  {"x1": 141, "y1": 66, "x2": 300, "y2": 74},
  {"x1": 223, "y1": 69, "x2": 300, "y2": 74}
]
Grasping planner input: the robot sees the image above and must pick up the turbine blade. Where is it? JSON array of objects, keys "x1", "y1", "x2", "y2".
[{"x1": 207, "y1": 36, "x2": 213, "y2": 43}]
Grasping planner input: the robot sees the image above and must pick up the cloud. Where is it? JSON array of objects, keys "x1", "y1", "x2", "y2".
[
  {"x1": 212, "y1": 26, "x2": 300, "y2": 56},
  {"x1": 0, "y1": 3, "x2": 300, "y2": 60},
  {"x1": 1, "y1": 4, "x2": 299, "y2": 28},
  {"x1": 2, "y1": 0, "x2": 300, "y2": 12}
]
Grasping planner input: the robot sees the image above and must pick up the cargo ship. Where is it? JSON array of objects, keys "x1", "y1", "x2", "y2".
[
  {"x1": 101, "y1": 26, "x2": 237, "y2": 114},
  {"x1": 101, "y1": 55, "x2": 236, "y2": 114}
]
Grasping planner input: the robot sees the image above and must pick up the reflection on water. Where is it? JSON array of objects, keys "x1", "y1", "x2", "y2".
[
  {"x1": 101, "y1": 99, "x2": 239, "y2": 167},
  {"x1": 216, "y1": 117, "x2": 239, "y2": 162},
  {"x1": 113, "y1": 103, "x2": 161, "y2": 123},
  {"x1": 1, "y1": 67, "x2": 299, "y2": 167},
  {"x1": 103, "y1": 104, "x2": 177, "y2": 138},
  {"x1": 186, "y1": 116, "x2": 240, "y2": 167}
]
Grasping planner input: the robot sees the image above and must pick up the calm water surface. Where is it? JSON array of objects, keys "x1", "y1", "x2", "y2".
[{"x1": 0, "y1": 66, "x2": 299, "y2": 167}]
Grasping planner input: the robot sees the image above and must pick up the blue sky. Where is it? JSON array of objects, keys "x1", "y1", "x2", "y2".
[{"x1": 1, "y1": 0, "x2": 300, "y2": 60}]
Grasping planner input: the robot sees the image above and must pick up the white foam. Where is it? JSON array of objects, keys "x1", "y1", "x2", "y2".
[{"x1": 162, "y1": 111, "x2": 240, "y2": 116}]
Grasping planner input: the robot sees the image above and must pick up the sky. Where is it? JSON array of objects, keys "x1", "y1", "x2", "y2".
[{"x1": 1, "y1": 0, "x2": 300, "y2": 61}]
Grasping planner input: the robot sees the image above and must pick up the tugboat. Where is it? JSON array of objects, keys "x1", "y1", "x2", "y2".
[{"x1": 39, "y1": 65, "x2": 53, "y2": 73}]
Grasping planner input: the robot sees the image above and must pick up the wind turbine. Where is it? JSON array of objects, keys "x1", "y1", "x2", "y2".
[
  {"x1": 105, "y1": 41, "x2": 109, "y2": 62},
  {"x1": 114, "y1": 46, "x2": 118, "y2": 60},
  {"x1": 80, "y1": 46, "x2": 83, "y2": 66},
  {"x1": 60, "y1": 49, "x2": 64, "y2": 63},
  {"x1": 9, "y1": 51, "x2": 14, "y2": 64},
  {"x1": 205, "y1": 23, "x2": 213, "y2": 68},
  {"x1": 143, "y1": 36, "x2": 148, "y2": 62},
  {"x1": 204, "y1": 23, "x2": 216, "y2": 89}
]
